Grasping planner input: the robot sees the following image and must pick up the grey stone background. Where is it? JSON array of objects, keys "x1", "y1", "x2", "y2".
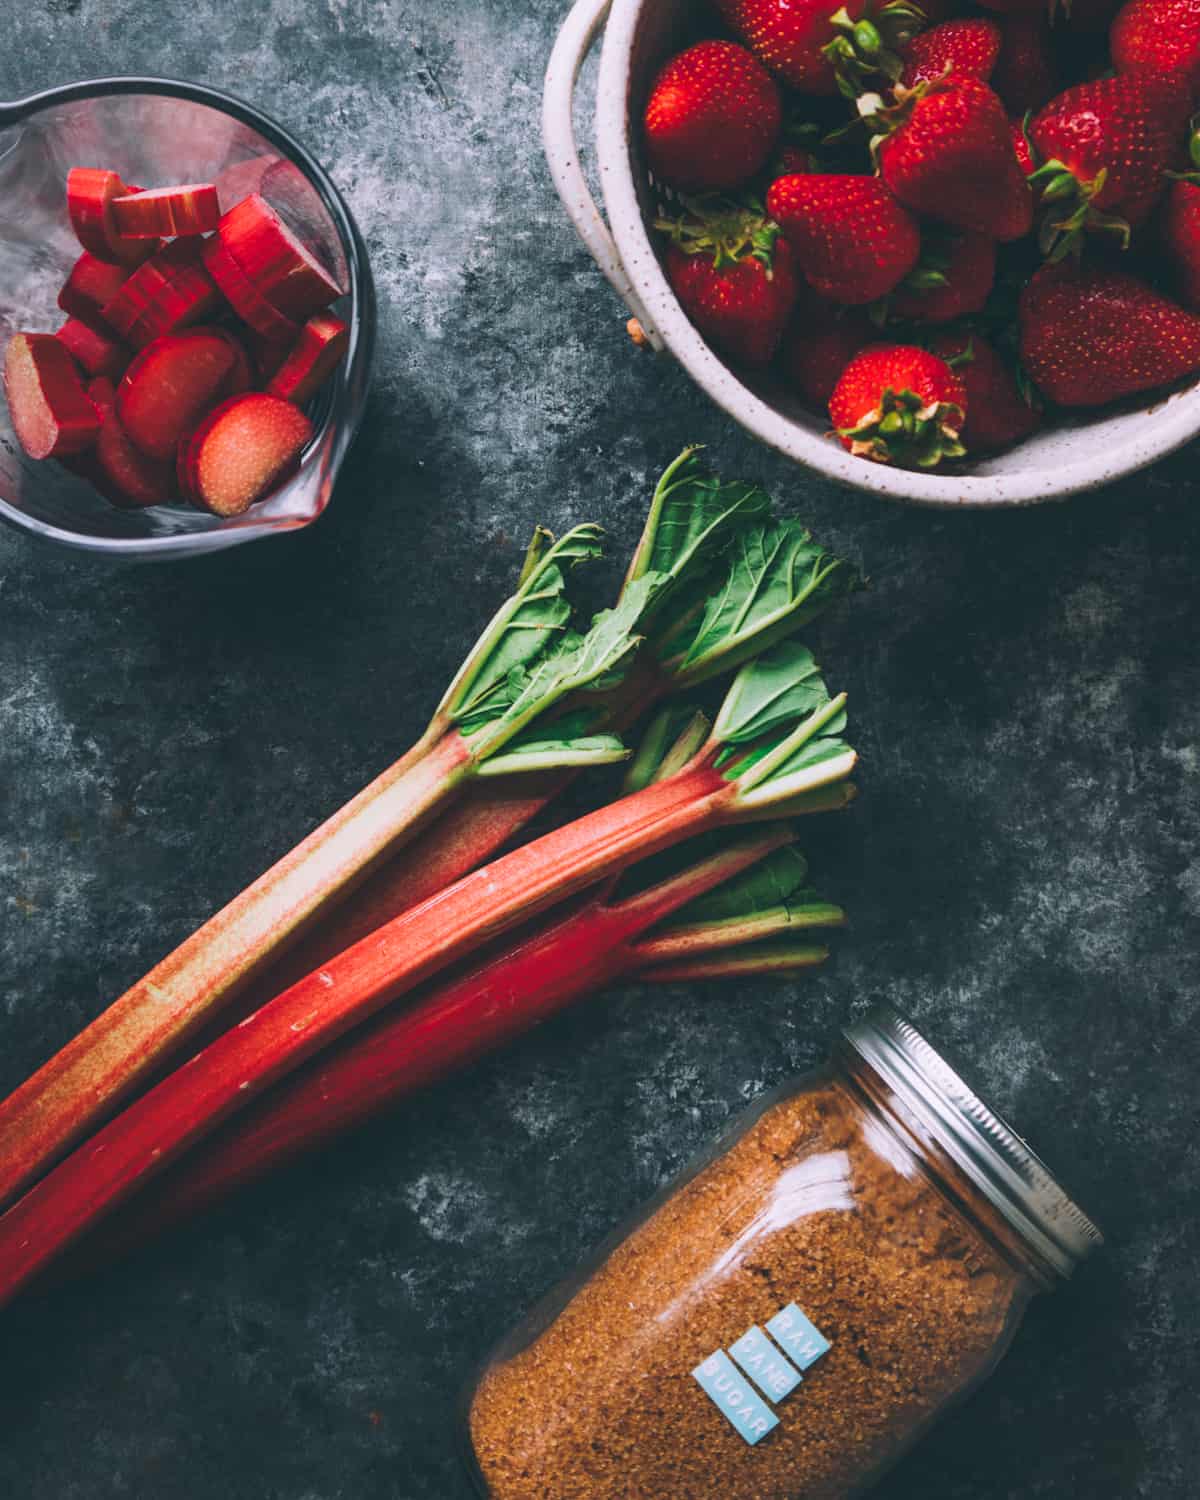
[{"x1": 1, "y1": 2, "x2": 1197, "y2": 1496}]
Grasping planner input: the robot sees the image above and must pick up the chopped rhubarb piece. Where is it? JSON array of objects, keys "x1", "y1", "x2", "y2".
[
  {"x1": 4, "y1": 333, "x2": 102, "y2": 459},
  {"x1": 265, "y1": 313, "x2": 348, "y2": 405},
  {"x1": 246, "y1": 330, "x2": 291, "y2": 382},
  {"x1": 101, "y1": 239, "x2": 219, "y2": 348},
  {"x1": 65, "y1": 169, "x2": 157, "y2": 266},
  {"x1": 95, "y1": 404, "x2": 176, "y2": 508},
  {"x1": 58, "y1": 252, "x2": 132, "y2": 324},
  {"x1": 116, "y1": 328, "x2": 239, "y2": 461},
  {"x1": 55, "y1": 317, "x2": 129, "y2": 379},
  {"x1": 212, "y1": 327, "x2": 254, "y2": 399},
  {"x1": 111, "y1": 183, "x2": 220, "y2": 239},
  {"x1": 202, "y1": 235, "x2": 301, "y2": 342},
  {"x1": 216, "y1": 193, "x2": 342, "y2": 319},
  {"x1": 178, "y1": 392, "x2": 312, "y2": 515}
]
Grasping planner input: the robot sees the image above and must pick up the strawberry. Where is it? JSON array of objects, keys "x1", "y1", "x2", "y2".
[
  {"x1": 829, "y1": 343, "x2": 968, "y2": 464},
  {"x1": 990, "y1": 16, "x2": 1059, "y2": 116},
  {"x1": 899, "y1": 19, "x2": 1002, "y2": 89},
  {"x1": 863, "y1": 76, "x2": 1033, "y2": 241},
  {"x1": 766, "y1": 172, "x2": 921, "y2": 303},
  {"x1": 1018, "y1": 259, "x2": 1200, "y2": 404},
  {"x1": 713, "y1": 0, "x2": 925, "y2": 96},
  {"x1": 778, "y1": 290, "x2": 874, "y2": 406},
  {"x1": 643, "y1": 41, "x2": 782, "y2": 192},
  {"x1": 1111, "y1": 0, "x2": 1200, "y2": 91},
  {"x1": 889, "y1": 231, "x2": 997, "y2": 322},
  {"x1": 1028, "y1": 76, "x2": 1180, "y2": 256},
  {"x1": 1162, "y1": 176, "x2": 1200, "y2": 308},
  {"x1": 1011, "y1": 116, "x2": 1037, "y2": 176},
  {"x1": 929, "y1": 330, "x2": 1041, "y2": 449},
  {"x1": 658, "y1": 199, "x2": 799, "y2": 364}
]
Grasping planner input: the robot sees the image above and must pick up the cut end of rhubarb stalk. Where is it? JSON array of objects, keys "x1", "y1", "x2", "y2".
[
  {"x1": 178, "y1": 392, "x2": 313, "y2": 516},
  {"x1": 217, "y1": 193, "x2": 343, "y2": 320},
  {"x1": 111, "y1": 183, "x2": 220, "y2": 239},
  {"x1": 116, "y1": 328, "x2": 239, "y2": 461},
  {"x1": 91, "y1": 375, "x2": 176, "y2": 507},
  {"x1": 66, "y1": 168, "x2": 157, "y2": 266},
  {"x1": 266, "y1": 314, "x2": 349, "y2": 406},
  {"x1": 4, "y1": 333, "x2": 102, "y2": 459}
]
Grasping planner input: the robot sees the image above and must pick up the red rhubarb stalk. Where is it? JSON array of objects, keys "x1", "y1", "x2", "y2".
[
  {"x1": 71, "y1": 828, "x2": 838, "y2": 1263},
  {"x1": 0, "y1": 651, "x2": 857, "y2": 1304}
]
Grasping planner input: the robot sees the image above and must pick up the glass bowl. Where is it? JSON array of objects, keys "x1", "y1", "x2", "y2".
[{"x1": 0, "y1": 77, "x2": 374, "y2": 558}]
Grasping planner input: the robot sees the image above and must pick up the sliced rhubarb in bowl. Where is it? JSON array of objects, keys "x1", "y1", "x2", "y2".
[
  {"x1": 58, "y1": 252, "x2": 132, "y2": 324},
  {"x1": 4, "y1": 333, "x2": 102, "y2": 458},
  {"x1": 111, "y1": 183, "x2": 220, "y2": 238},
  {"x1": 266, "y1": 314, "x2": 349, "y2": 405},
  {"x1": 102, "y1": 239, "x2": 220, "y2": 348},
  {"x1": 89, "y1": 376, "x2": 176, "y2": 507},
  {"x1": 203, "y1": 236, "x2": 301, "y2": 342},
  {"x1": 178, "y1": 392, "x2": 313, "y2": 515},
  {"x1": 66, "y1": 169, "x2": 157, "y2": 266},
  {"x1": 115, "y1": 327, "x2": 239, "y2": 461},
  {"x1": 217, "y1": 193, "x2": 343, "y2": 319},
  {"x1": 55, "y1": 317, "x2": 129, "y2": 379}
]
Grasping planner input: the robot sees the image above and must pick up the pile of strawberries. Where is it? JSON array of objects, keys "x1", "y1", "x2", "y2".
[
  {"x1": 4, "y1": 168, "x2": 348, "y2": 515},
  {"x1": 642, "y1": 0, "x2": 1200, "y2": 468}
]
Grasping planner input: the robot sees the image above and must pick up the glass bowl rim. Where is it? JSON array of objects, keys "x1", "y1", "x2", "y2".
[{"x1": 0, "y1": 73, "x2": 374, "y2": 558}]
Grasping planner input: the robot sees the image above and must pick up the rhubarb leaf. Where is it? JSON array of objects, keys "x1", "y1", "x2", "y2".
[
  {"x1": 624, "y1": 448, "x2": 772, "y2": 597},
  {"x1": 658, "y1": 519, "x2": 855, "y2": 687},
  {"x1": 436, "y1": 523, "x2": 605, "y2": 727},
  {"x1": 672, "y1": 845, "x2": 811, "y2": 924},
  {"x1": 462, "y1": 574, "x2": 659, "y2": 755},
  {"x1": 475, "y1": 733, "x2": 630, "y2": 777},
  {"x1": 712, "y1": 641, "x2": 837, "y2": 745}
]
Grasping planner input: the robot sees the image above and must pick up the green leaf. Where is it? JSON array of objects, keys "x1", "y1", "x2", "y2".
[
  {"x1": 622, "y1": 703, "x2": 710, "y2": 794},
  {"x1": 475, "y1": 732, "x2": 630, "y2": 778},
  {"x1": 673, "y1": 845, "x2": 810, "y2": 925},
  {"x1": 712, "y1": 641, "x2": 836, "y2": 745},
  {"x1": 625, "y1": 448, "x2": 772, "y2": 596},
  {"x1": 436, "y1": 523, "x2": 605, "y2": 727},
  {"x1": 463, "y1": 573, "x2": 656, "y2": 756},
  {"x1": 660, "y1": 519, "x2": 854, "y2": 687}
]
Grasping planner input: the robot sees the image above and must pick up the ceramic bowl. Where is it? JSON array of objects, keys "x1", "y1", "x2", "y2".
[{"x1": 544, "y1": 0, "x2": 1200, "y2": 508}]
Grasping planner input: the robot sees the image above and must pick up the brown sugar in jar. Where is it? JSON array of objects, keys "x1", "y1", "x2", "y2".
[{"x1": 466, "y1": 1008, "x2": 1101, "y2": 1500}]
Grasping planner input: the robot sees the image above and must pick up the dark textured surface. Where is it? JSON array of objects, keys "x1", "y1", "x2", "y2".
[{"x1": 0, "y1": 3, "x2": 1197, "y2": 1498}]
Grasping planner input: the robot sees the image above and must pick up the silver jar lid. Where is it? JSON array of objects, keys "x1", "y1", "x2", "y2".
[{"x1": 843, "y1": 1007, "x2": 1103, "y2": 1280}]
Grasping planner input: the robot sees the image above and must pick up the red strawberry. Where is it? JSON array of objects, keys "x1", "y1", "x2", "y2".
[
  {"x1": 766, "y1": 172, "x2": 921, "y2": 303},
  {"x1": 778, "y1": 291, "x2": 874, "y2": 406},
  {"x1": 714, "y1": 0, "x2": 925, "y2": 96},
  {"x1": 867, "y1": 77, "x2": 1034, "y2": 241},
  {"x1": 890, "y1": 231, "x2": 997, "y2": 322},
  {"x1": 929, "y1": 331, "x2": 1041, "y2": 449},
  {"x1": 1018, "y1": 259, "x2": 1200, "y2": 404},
  {"x1": 991, "y1": 17, "x2": 1059, "y2": 116},
  {"x1": 899, "y1": 19, "x2": 1001, "y2": 88},
  {"x1": 643, "y1": 41, "x2": 782, "y2": 192},
  {"x1": 1162, "y1": 177, "x2": 1200, "y2": 308},
  {"x1": 1011, "y1": 116, "x2": 1037, "y2": 175},
  {"x1": 829, "y1": 343, "x2": 968, "y2": 465},
  {"x1": 1029, "y1": 76, "x2": 1180, "y2": 256},
  {"x1": 1112, "y1": 0, "x2": 1200, "y2": 91},
  {"x1": 659, "y1": 200, "x2": 799, "y2": 364}
]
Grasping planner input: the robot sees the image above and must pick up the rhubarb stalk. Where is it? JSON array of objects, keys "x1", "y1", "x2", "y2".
[
  {"x1": 0, "y1": 642, "x2": 856, "y2": 1305},
  {"x1": 66, "y1": 826, "x2": 843, "y2": 1268}
]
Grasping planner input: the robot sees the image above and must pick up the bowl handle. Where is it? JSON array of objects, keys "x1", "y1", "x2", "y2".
[{"x1": 543, "y1": 0, "x2": 664, "y2": 351}]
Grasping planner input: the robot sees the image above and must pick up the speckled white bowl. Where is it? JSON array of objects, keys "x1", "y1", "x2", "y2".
[{"x1": 545, "y1": 0, "x2": 1200, "y2": 508}]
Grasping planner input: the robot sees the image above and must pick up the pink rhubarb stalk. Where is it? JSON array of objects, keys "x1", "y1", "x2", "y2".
[{"x1": 65, "y1": 828, "x2": 836, "y2": 1268}]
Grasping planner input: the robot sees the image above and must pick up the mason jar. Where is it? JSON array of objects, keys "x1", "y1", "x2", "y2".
[{"x1": 465, "y1": 1007, "x2": 1101, "y2": 1499}]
